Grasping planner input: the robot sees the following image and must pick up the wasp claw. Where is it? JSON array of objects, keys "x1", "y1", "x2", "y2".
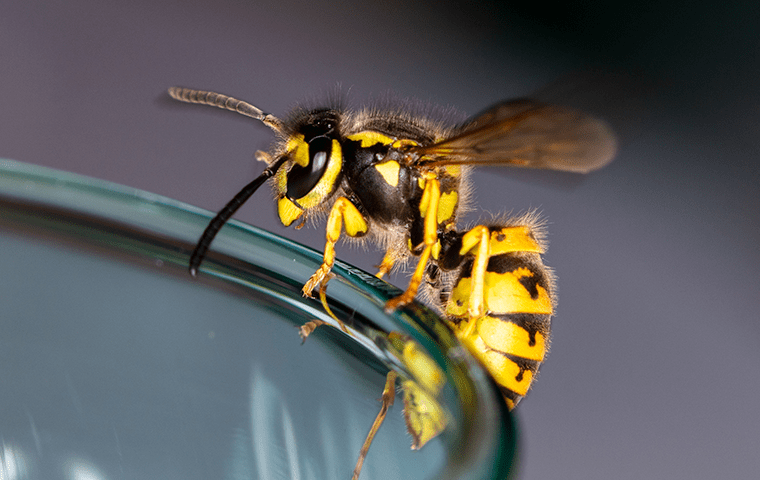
[{"x1": 299, "y1": 320, "x2": 327, "y2": 343}]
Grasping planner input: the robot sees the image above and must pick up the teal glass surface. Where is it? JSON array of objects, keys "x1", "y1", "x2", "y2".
[{"x1": 0, "y1": 158, "x2": 516, "y2": 479}]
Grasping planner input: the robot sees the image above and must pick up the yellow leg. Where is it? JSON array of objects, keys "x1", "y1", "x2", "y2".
[
  {"x1": 375, "y1": 250, "x2": 396, "y2": 279},
  {"x1": 303, "y1": 197, "x2": 368, "y2": 297},
  {"x1": 317, "y1": 274, "x2": 349, "y2": 334},
  {"x1": 385, "y1": 176, "x2": 441, "y2": 311},
  {"x1": 458, "y1": 226, "x2": 491, "y2": 337},
  {"x1": 298, "y1": 273, "x2": 350, "y2": 342},
  {"x1": 384, "y1": 245, "x2": 432, "y2": 312},
  {"x1": 302, "y1": 241, "x2": 336, "y2": 297},
  {"x1": 352, "y1": 370, "x2": 398, "y2": 480}
]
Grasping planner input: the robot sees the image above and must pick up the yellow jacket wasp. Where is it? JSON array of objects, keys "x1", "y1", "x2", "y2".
[{"x1": 168, "y1": 86, "x2": 616, "y2": 479}]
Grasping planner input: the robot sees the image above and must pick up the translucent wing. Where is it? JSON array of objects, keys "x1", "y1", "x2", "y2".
[{"x1": 412, "y1": 100, "x2": 617, "y2": 173}]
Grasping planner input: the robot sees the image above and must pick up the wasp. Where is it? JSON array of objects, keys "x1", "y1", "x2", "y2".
[{"x1": 168, "y1": 86, "x2": 616, "y2": 479}]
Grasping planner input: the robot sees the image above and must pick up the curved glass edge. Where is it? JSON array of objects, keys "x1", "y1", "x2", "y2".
[{"x1": 0, "y1": 158, "x2": 516, "y2": 479}]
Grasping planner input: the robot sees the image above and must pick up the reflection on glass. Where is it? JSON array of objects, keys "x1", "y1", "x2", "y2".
[{"x1": 0, "y1": 159, "x2": 514, "y2": 479}]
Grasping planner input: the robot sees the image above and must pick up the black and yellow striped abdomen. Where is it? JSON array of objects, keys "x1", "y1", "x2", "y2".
[{"x1": 441, "y1": 224, "x2": 555, "y2": 409}]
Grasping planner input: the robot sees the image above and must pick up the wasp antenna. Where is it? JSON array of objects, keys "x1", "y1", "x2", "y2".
[
  {"x1": 168, "y1": 87, "x2": 283, "y2": 133},
  {"x1": 188, "y1": 156, "x2": 288, "y2": 277}
]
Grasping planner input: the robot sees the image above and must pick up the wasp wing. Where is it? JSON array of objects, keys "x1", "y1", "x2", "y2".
[{"x1": 413, "y1": 100, "x2": 617, "y2": 173}]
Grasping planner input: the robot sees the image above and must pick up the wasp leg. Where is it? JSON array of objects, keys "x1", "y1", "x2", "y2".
[
  {"x1": 298, "y1": 319, "x2": 327, "y2": 341},
  {"x1": 385, "y1": 247, "x2": 432, "y2": 312},
  {"x1": 385, "y1": 176, "x2": 440, "y2": 312},
  {"x1": 457, "y1": 225, "x2": 492, "y2": 336},
  {"x1": 374, "y1": 250, "x2": 396, "y2": 279},
  {"x1": 298, "y1": 273, "x2": 351, "y2": 342},
  {"x1": 303, "y1": 197, "x2": 368, "y2": 297},
  {"x1": 255, "y1": 150, "x2": 273, "y2": 165},
  {"x1": 317, "y1": 275, "x2": 349, "y2": 334},
  {"x1": 352, "y1": 370, "x2": 398, "y2": 480}
]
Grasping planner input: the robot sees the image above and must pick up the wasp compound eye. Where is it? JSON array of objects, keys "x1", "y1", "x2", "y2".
[{"x1": 286, "y1": 136, "x2": 333, "y2": 200}]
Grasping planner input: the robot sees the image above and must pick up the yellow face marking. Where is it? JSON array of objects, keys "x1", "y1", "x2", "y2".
[
  {"x1": 374, "y1": 160, "x2": 400, "y2": 187},
  {"x1": 277, "y1": 196, "x2": 303, "y2": 226},
  {"x1": 285, "y1": 134, "x2": 309, "y2": 167},
  {"x1": 277, "y1": 137, "x2": 343, "y2": 212},
  {"x1": 292, "y1": 139, "x2": 343, "y2": 210},
  {"x1": 478, "y1": 316, "x2": 546, "y2": 361},
  {"x1": 437, "y1": 191, "x2": 458, "y2": 224}
]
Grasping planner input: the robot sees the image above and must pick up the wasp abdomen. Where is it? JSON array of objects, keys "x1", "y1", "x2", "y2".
[{"x1": 441, "y1": 225, "x2": 554, "y2": 408}]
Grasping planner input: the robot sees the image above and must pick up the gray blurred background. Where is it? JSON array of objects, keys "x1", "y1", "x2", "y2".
[{"x1": 1, "y1": 1, "x2": 758, "y2": 478}]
